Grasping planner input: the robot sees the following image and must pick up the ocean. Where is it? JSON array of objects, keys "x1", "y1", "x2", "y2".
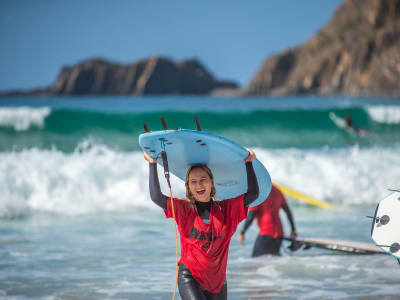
[{"x1": 1, "y1": 95, "x2": 399, "y2": 299}]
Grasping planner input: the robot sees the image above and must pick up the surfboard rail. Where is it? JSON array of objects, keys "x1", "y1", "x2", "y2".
[{"x1": 284, "y1": 236, "x2": 385, "y2": 255}]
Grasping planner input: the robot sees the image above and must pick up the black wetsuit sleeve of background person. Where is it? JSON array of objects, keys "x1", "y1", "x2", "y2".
[
  {"x1": 148, "y1": 161, "x2": 259, "y2": 214},
  {"x1": 282, "y1": 203, "x2": 296, "y2": 232},
  {"x1": 240, "y1": 210, "x2": 256, "y2": 235}
]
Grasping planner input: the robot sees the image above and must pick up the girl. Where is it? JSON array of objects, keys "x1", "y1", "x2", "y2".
[{"x1": 144, "y1": 149, "x2": 259, "y2": 300}]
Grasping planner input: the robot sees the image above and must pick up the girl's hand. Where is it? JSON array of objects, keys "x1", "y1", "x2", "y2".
[
  {"x1": 244, "y1": 149, "x2": 256, "y2": 163},
  {"x1": 144, "y1": 152, "x2": 157, "y2": 163}
]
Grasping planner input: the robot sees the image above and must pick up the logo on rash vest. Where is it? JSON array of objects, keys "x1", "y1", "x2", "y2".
[{"x1": 189, "y1": 227, "x2": 222, "y2": 250}]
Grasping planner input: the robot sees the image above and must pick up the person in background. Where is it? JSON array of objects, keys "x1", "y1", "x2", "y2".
[
  {"x1": 238, "y1": 184, "x2": 297, "y2": 257},
  {"x1": 345, "y1": 114, "x2": 359, "y2": 132},
  {"x1": 345, "y1": 114, "x2": 368, "y2": 137}
]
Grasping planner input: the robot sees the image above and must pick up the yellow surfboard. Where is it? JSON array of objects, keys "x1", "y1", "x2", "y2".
[{"x1": 273, "y1": 182, "x2": 339, "y2": 209}]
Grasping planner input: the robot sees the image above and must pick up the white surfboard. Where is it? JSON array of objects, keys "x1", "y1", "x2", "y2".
[
  {"x1": 284, "y1": 236, "x2": 384, "y2": 254},
  {"x1": 329, "y1": 112, "x2": 348, "y2": 129},
  {"x1": 371, "y1": 191, "x2": 400, "y2": 260}
]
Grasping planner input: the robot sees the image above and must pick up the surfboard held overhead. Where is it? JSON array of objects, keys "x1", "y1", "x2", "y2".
[{"x1": 139, "y1": 125, "x2": 272, "y2": 207}]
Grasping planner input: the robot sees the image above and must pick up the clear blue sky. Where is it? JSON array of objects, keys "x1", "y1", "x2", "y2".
[{"x1": 0, "y1": 0, "x2": 343, "y2": 91}]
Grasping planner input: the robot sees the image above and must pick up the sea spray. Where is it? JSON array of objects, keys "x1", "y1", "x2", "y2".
[
  {"x1": 0, "y1": 106, "x2": 50, "y2": 131},
  {"x1": 1, "y1": 142, "x2": 399, "y2": 218}
]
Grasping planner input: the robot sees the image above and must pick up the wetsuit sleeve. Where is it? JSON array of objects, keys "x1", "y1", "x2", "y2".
[
  {"x1": 240, "y1": 210, "x2": 256, "y2": 234},
  {"x1": 243, "y1": 161, "x2": 259, "y2": 207},
  {"x1": 149, "y1": 162, "x2": 168, "y2": 210},
  {"x1": 282, "y1": 203, "x2": 296, "y2": 232}
]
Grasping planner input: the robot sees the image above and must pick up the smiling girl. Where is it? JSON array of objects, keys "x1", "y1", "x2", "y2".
[{"x1": 144, "y1": 149, "x2": 259, "y2": 300}]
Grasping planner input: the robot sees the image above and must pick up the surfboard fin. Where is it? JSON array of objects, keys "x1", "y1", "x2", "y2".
[
  {"x1": 195, "y1": 117, "x2": 202, "y2": 131},
  {"x1": 367, "y1": 215, "x2": 390, "y2": 225},
  {"x1": 288, "y1": 241, "x2": 303, "y2": 252},
  {"x1": 161, "y1": 117, "x2": 168, "y2": 130},
  {"x1": 143, "y1": 123, "x2": 150, "y2": 133}
]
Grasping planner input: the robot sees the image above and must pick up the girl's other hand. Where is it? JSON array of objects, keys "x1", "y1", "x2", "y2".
[
  {"x1": 144, "y1": 152, "x2": 157, "y2": 163},
  {"x1": 244, "y1": 149, "x2": 256, "y2": 163}
]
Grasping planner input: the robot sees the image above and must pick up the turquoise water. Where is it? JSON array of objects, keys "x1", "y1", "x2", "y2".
[{"x1": 1, "y1": 95, "x2": 400, "y2": 299}]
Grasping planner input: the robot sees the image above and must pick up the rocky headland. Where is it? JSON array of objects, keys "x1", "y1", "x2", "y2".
[
  {"x1": 3, "y1": 56, "x2": 238, "y2": 96},
  {"x1": 246, "y1": 0, "x2": 400, "y2": 97}
]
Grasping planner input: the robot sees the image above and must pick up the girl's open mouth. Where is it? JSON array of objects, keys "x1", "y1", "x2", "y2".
[{"x1": 196, "y1": 190, "x2": 206, "y2": 195}]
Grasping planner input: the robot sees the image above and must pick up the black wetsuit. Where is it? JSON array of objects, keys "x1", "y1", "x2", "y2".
[
  {"x1": 148, "y1": 162, "x2": 259, "y2": 300},
  {"x1": 240, "y1": 204, "x2": 296, "y2": 257}
]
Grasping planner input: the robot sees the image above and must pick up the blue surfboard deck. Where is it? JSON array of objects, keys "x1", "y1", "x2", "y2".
[{"x1": 139, "y1": 129, "x2": 271, "y2": 207}]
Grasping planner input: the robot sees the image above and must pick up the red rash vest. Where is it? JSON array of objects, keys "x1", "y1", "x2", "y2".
[
  {"x1": 249, "y1": 185, "x2": 287, "y2": 238},
  {"x1": 164, "y1": 194, "x2": 247, "y2": 293}
]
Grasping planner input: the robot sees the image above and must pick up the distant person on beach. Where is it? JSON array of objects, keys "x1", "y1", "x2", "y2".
[
  {"x1": 144, "y1": 149, "x2": 259, "y2": 300},
  {"x1": 238, "y1": 184, "x2": 296, "y2": 257}
]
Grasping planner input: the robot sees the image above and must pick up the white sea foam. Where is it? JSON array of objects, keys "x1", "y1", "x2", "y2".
[
  {"x1": 0, "y1": 141, "x2": 185, "y2": 218},
  {"x1": 0, "y1": 142, "x2": 399, "y2": 217},
  {"x1": 0, "y1": 106, "x2": 51, "y2": 131},
  {"x1": 246, "y1": 254, "x2": 399, "y2": 299},
  {"x1": 366, "y1": 105, "x2": 400, "y2": 124},
  {"x1": 257, "y1": 145, "x2": 400, "y2": 206}
]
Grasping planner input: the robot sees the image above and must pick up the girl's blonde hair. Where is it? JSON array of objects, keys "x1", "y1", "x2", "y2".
[{"x1": 185, "y1": 164, "x2": 216, "y2": 207}]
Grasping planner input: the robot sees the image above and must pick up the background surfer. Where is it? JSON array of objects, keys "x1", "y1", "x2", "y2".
[
  {"x1": 345, "y1": 114, "x2": 368, "y2": 137},
  {"x1": 238, "y1": 184, "x2": 297, "y2": 256},
  {"x1": 144, "y1": 149, "x2": 259, "y2": 300}
]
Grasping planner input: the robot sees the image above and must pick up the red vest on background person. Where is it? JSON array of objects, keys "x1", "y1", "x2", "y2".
[
  {"x1": 249, "y1": 184, "x2": 286, "y2": 238},
  {"x1": 164, "y1": 194, "x2": 247, "y2": 293}
]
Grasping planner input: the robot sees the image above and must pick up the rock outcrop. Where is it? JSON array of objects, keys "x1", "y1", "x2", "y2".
[
  {"x1": 247, "y1": 0, "x2": 400, "y2": 97},
  {"x1": 1, "y1": 56, "x2": 238, "y2": 96},
  {"x1": 48, "y1": 56, "x2": 237, "y2": 95}
]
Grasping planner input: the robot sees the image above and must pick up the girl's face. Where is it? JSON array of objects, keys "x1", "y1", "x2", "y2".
[{"x1": 188, "y1": 168, "x2": 213, "y2": 202}]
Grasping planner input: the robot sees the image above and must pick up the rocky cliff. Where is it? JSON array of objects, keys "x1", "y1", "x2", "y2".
[
  {"x1": 49, "y1": 56, "x2": 237, "y2": 95},
  {"x1": 5, "y1": 56, "x2": 237, "y2": 96},
  {"x1": 247, "y1": 0, "x2": 400, "y2": 97}
]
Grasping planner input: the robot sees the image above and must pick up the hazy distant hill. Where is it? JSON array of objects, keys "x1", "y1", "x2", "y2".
[
  {"x1": 3, "y1": 56, "x2": 237, "y2": 96},
  {"x1": 247, "y1": 0, "x2": 400, "y2": 97}
]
